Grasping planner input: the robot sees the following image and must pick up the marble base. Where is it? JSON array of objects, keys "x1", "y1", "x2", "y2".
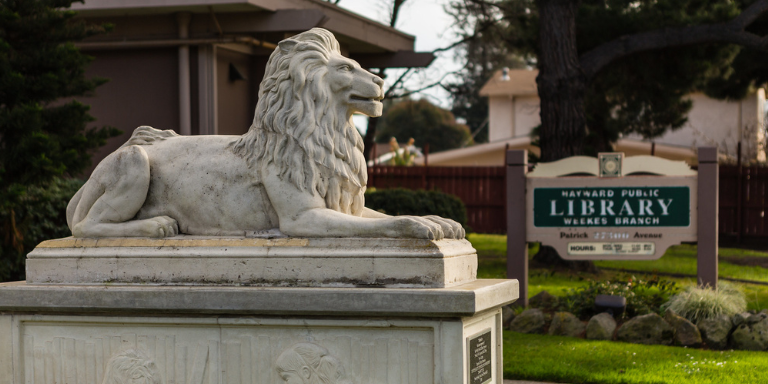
[
  {"x1": 0, "y1": 279, "x2": 517, "y2": 384},
  {"x1": 26, "y1": 237, "x2": 477, "y2": 288}
]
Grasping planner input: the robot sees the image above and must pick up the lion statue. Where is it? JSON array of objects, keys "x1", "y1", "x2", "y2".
[{"x1": 66, "y1": 28, "x2": 464, "y2": 240}]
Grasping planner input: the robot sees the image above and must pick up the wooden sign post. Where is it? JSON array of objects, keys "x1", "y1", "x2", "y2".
[
  {"x1": 697, "y1": 147, "x2": 719, "y2": 287},
  {"x1": 506, "y1": 147, "x2": 719, "y2": 306},
  {"x1": 506, "y1": 150, "x2": 529, "y2": 306}
]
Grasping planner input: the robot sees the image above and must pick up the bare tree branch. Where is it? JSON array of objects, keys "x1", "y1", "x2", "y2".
[
  {"x1": 732, "y1": 0, "x2": 768, "y2": 28},
  {"x1": 459, "y1": 0, "x2": 514, "y2": 15},
  {"x1": 389, "y1": 83, "x2": 441, "y2": 99},
  {"x1": 433, "y1": 0, "x2": 507, "y2": 54},
  {"x1": 432, "y1": 27, "x2": 490, "y2": 54},
  {"x1": 388, "y1": 69, "x2": 462, "y2": 99},
  {"x1": 390, "y1": 0, "x2": 407, "y2": 27},
  {"x1": 580, "y1": 0, "x2": 768, "y2": 79},
  {"x1": 383, "y1": 68, "x2": 414, "y2": 98}
]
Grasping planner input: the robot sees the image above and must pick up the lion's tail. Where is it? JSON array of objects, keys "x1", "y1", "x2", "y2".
[{"x1": 119, "y1": 126, "x2": 180, "y2": 149}]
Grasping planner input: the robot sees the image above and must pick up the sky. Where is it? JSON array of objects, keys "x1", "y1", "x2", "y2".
[{"x1": 333, "y1": 0, "x2": 464, "y2": 132}]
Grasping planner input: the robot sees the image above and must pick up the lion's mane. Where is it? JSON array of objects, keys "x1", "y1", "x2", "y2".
[{"x1": 231, "y1": 28, "x2": 367, "y2": 215}]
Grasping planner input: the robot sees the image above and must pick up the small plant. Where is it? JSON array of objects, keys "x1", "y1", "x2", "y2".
[
  {"x1": 386, "y1": 137, "x2": 416, "y2": 166},
  {"x1": 662, "y1": 282, "x2": 747, "y2": 323},
  {"x1": 560, "y1": 274, "x2": 678, "y2": 320}
]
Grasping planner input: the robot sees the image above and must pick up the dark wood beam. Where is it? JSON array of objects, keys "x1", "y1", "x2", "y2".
[
  {"x1": 351, "y1": 51, "x2": 435, "y2": 69},
  {"x1": 79, "y1": 10, "x2": 329, "y2": 43},
  {"x1": 75, "y1": 36, "x2": 277, "y2": 51},
  {"x1": 207, "y1": 9, "x2": 329, "y2": 34}
]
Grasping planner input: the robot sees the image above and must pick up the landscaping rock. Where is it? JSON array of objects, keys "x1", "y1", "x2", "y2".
[
  {"x1": 502, "y1": 305, "x2": 515, "y2": 330},
  {"x1": 529, "y1": 290, "x2": 558, "y2": 309},
  {"x1": 697, "y1": 315, "x2": 733, "y2": 350},
  {"x1": 548, "y1": 312, "x2": 585, "y2": 338},
  {"x1": 509, "y1": 308, "x2": 546, "y2": 334},
  {"x1": 664, "y1": 309, "x2": 702, "y2": 348},
  {"x1": 746, "y1": 311, "x2": 768, "y2": 325},
  {"x1": 616, "y1": 313, "x2": 674, "y2": 345},
  {"x1": 586, "y1": 312, "x2": 616, "y2": 341},
  {"x1": 732, "y1": 312, "x2": 751, "y2": 327},
  {"x1": 731, "y1": 315, "x2": 768, "y2": 351}
]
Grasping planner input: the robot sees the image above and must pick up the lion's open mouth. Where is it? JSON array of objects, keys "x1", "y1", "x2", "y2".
[{"x1": 350, "y1": 95, "x2": 381, "y2": 102}]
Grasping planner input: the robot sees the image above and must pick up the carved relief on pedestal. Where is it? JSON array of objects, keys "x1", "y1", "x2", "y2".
[
  {"x1": 21, "y1": 322, "x2": 434, "y2": 384},
  {"x1": 275, "y1": 342, "x2": 351, "y2": 384},
  {"x1": 102, "y1": 349, "x2": 162, "y2": 384}
]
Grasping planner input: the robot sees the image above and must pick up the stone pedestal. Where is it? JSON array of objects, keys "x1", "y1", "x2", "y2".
[
  {"x1": 0, "y1": 237, "x2": 518, "y2": 384},
  {"x1": 26, "y1": 237, "x2": 478, "y2": 288}
]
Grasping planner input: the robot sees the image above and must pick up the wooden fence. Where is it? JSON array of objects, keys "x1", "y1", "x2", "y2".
[
  {"x1": 720, "y1": 165, "x2": 768, "y2": 242},
  {"x1": 368, "y1": 164, "x2": 768, "y2": 239},
  {"x1": 367, "y1": 166, "x2": 507, "y2": 233}
]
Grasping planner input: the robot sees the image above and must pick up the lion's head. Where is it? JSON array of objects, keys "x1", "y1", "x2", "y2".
[{"x1": 231, "y1": 28, "x2": 384, "y2": 216}]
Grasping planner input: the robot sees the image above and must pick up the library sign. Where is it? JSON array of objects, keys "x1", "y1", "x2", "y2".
[{"x1": 525, "y1": 154, "x2": 698, "y2": 260}]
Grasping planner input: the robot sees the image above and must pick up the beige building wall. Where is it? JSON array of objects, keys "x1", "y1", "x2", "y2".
[
  {"x1": 79, "y1": 47, "x2": 271, "y2": 176},
  {"x1": 513, "y1": 95, "x2": 541, "y2": 138},
  {"x1": 216, "y1": 48, "x2": 256, "y2": 136},
  {"x1": 80, "y1": 48, "x2": 179, "y2": 175},
  {"x1": 483, "y1": 68, "x2": 766, "y2": 163},
  {"x1": 639, "y1": 90, "x2": 765, "y2": 161},
  {"x1": 487, "y1": 95, "x2": 540, "y2": 142},
  {"x1": 426, "y1": 149, "x2": 506, "y2": 166},
  {"x1": 488, "y1": 96, "x2": 513, "y2": 142},
  {"x1": 414, "y1": 137, "x2": 540, "y2": 166}
]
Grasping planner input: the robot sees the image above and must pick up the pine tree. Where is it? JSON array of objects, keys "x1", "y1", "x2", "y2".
[{"x1": 0, "y1": 0, "x2": 119, "y2": 280}]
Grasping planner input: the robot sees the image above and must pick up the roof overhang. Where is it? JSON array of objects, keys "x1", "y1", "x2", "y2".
[
  {"x1": 71, "y1": 0, "x2": 281, "y2": 15},
  {"x1": 479, "y1": 69, "x2": 539, "y2": 97},
  {"x1": 72, "y1": 0, "x2": 417, "y2": 54},
  {"x1": 413, "y1": 136, "x2": 536, "y2": 165},
  {"x1": 351, "y1": 51, "x2": 435, "y2": 69}
]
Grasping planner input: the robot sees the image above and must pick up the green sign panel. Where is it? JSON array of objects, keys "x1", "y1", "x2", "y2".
[{"x1": 533, "y1": 187, "x2": 690, "y2": 227}]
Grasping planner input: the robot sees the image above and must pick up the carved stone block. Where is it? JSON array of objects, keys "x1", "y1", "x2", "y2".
[{"x1": 26, "y1": 237, "x2": 477, "y2": 288}]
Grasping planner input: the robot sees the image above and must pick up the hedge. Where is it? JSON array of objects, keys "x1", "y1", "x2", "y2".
[{"x1": 364, "y1": 188, "x2": 468, "y2": 229}]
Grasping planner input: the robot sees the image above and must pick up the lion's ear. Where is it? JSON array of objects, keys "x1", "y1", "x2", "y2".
[{"x1": 278, "y1": 39, "x2": 299, "y2": 54}]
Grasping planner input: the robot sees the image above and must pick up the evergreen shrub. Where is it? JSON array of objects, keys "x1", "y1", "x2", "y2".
[
  {"x1": 0, "y1": 177, "x2": 82, "y2": 281},
  {"x1": 364, "y1": 188, "x2": 468, "y2": 229}
]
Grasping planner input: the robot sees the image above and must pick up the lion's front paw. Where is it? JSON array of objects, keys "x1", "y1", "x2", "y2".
[
  {"x1": 139, "y1": 216, "x2": 179, "y2": 237},
  {"x1": 424, "y1": 215, "x2": 465, "y2": 239},
  {"x1": 393, "y1": 216, "x2": 444, "y2": 240}
]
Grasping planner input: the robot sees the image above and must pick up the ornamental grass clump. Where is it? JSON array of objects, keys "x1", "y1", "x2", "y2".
[{"x1": 662, "y1": 283, "x2": 746, "y2": 324}]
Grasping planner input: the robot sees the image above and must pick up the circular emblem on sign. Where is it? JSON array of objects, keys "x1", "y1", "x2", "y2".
[{"x1": 599, "y1": 153, "x2": 623, "y2": 178}]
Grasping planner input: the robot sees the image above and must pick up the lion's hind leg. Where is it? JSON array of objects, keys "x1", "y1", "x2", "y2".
[{"x1": 70, "y1": 145, "x2": 179, "y2": 238}]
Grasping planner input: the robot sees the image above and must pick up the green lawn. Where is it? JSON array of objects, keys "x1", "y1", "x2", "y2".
[
  {"x1": 468, "y1": 233, "x2": 768, "y2": 311},
  {"x1": 595, "y1": 244, "x2": 768, "y2": 284},
  {"x1": 504, "y1": 332, "x2": 768, "y2": 384},
  {"x1": 466, "y1": 234, "x2": 768, "y2": 383}
]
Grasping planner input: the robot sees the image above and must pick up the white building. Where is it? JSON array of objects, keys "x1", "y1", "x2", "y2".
[{"x1": 417, "y1": 69, "x2": 765, "y2": 165}]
